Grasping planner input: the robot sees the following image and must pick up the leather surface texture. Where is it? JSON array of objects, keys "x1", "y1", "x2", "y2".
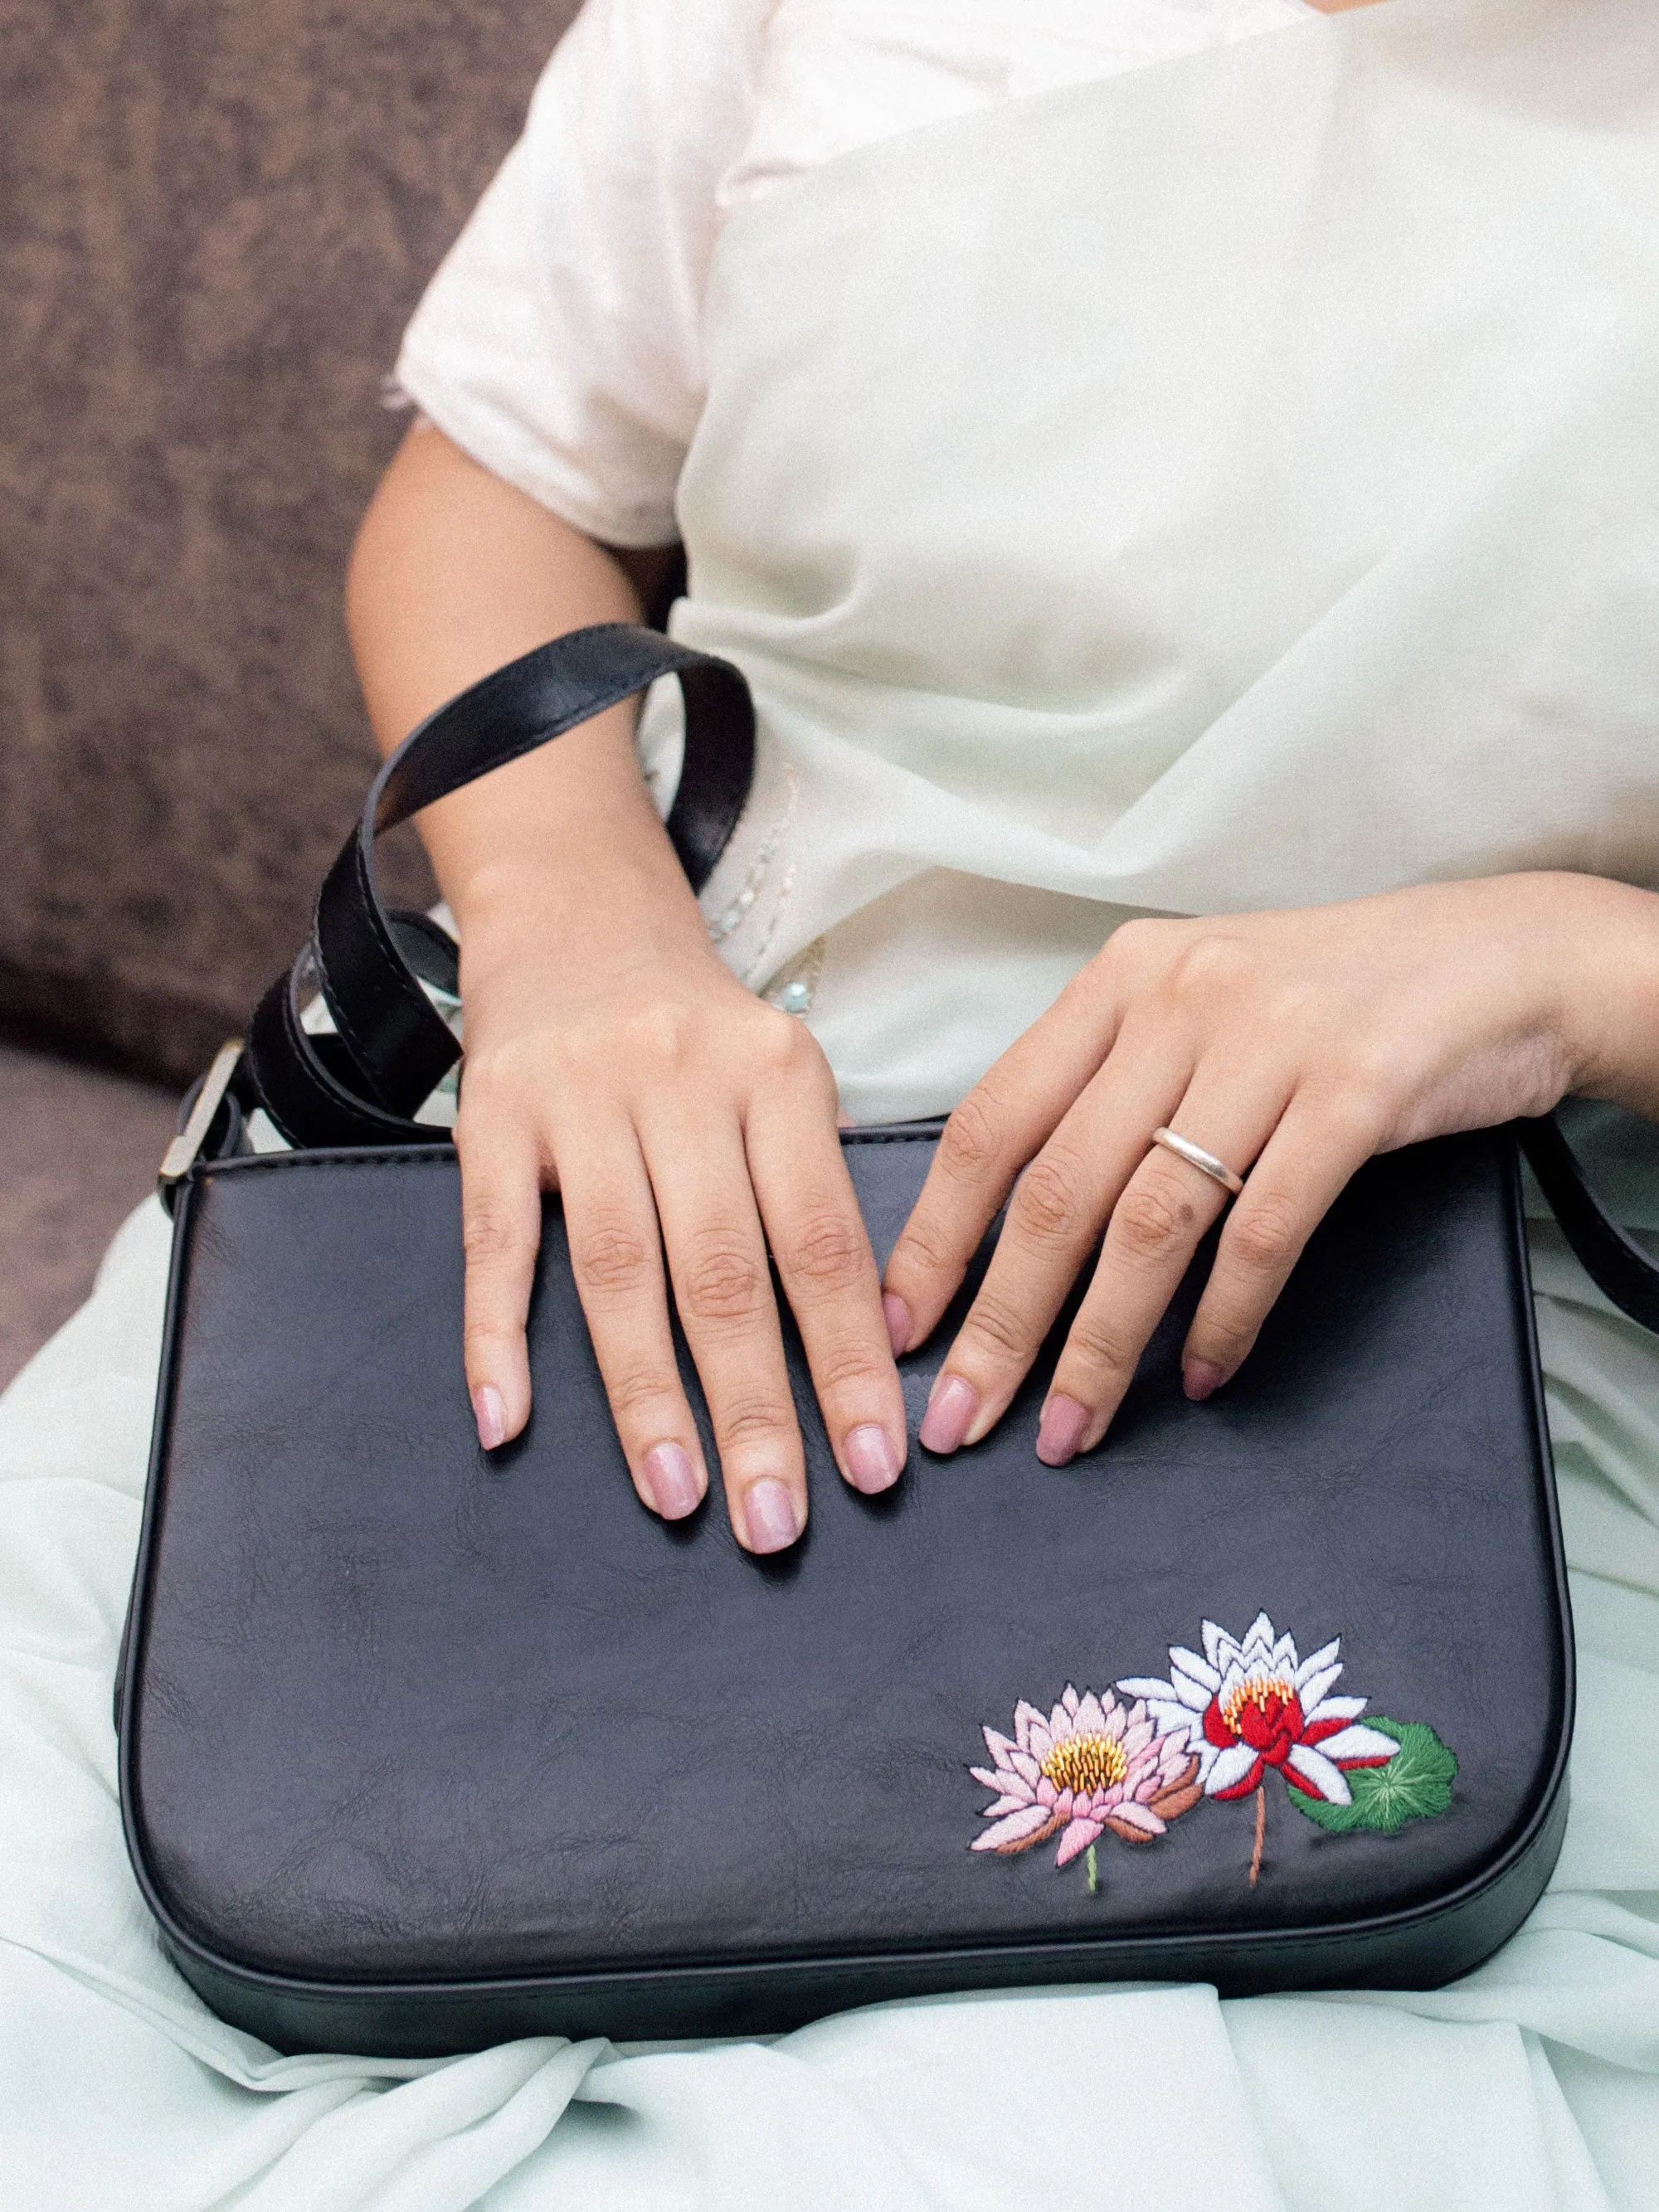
[{"x1": 120, "y1": 1125, "x2": 1572, "y2": 2052}]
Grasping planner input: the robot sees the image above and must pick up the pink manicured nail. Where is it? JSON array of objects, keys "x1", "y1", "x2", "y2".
[
  {"x1": 919, "y1": 1374, "x2": 978, "y2": 1455},
  {"x1": 1184, "y1": 1359, "x2": 1225, "y2": 1403},
  {"x1": 883, "y1": 1292, "x2": 912, "y2": 1358},
  {"x1": 473, "y1": 1383, "x2": 506, "y2": 1451},
  {"x1": 644, "y1": 1441, "x2": 701, "y2": 1519},
  {"x1": 844, "y1": 1422, "x2": 901, "y2": 1495},
  {"x1": 743, "y1": 1477, "x2": 800, "y2": 1554},
  {"x1": 1035, "y1": 1393, "x2": 1091, "y2": 1468}
]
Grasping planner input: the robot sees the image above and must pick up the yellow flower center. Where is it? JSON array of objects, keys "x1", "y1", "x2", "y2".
[
  {"x1": 1040, "y1": 1729, "x2": 1128, "y2": 1796},
  {"x1": 1220, "y1": 1674, "x2": 1296, "y2": 1731}
]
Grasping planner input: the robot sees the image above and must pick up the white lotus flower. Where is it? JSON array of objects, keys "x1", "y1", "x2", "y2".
[{"x1": 1118, "y1": 1612, "x2": 1399, "y2": 1806}]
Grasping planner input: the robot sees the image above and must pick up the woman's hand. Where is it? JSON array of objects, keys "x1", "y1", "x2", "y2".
[
  {"x1": 347, "y1": 422, "x2": 903, "y2": 1553},
  {"x1": 882, "y1": 872, "x2": 1659, "y2": 1465},
  {"x1": 455, "y1": 867, "x2": 907, "y2": 1552}
]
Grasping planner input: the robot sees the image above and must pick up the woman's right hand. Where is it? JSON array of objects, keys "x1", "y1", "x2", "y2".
[
  {"x1": 346, "y1": 422, "x2": 899, "y2": 1551},
  {"x1": 453, "y1": 868, "x2": 907, "y2": 1552}
]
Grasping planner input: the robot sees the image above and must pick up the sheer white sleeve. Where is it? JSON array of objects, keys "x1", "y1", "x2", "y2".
[{"x1": 395, "y1": 0, "x2": 771, "y2": 548}]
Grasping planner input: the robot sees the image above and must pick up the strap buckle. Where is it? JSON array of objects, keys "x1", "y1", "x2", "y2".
[{"x1": 158, "y1": 1038, "x2": 245, "y2": 1189}]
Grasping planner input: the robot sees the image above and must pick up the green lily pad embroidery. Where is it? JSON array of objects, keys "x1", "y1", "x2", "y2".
[{"x1": 1290, "y1": 1718, "x2": 1457, "y2": 1835}]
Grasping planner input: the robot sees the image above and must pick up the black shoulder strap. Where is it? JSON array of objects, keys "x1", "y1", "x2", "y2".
[
  {"x1": 1516, "y1": 1114, "x2": 1659, "y2": 1334},
  {"x1": 243, "y1": 624, "x2": 753, "y2": 1150}
]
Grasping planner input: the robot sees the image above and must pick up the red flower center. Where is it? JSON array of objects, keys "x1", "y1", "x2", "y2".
[{"x1": 1213, "y1": 1675, "x2": 1304, "y2": 1766}]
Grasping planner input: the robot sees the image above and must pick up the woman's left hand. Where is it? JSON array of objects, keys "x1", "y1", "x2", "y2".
[{"x1": 880, "y1": 872, "x2": 1659, "y2": 1466}]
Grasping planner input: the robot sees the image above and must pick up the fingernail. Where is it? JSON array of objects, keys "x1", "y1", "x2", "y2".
[
  {"x1": 644, "y1": 1441, "x2": 701, "y2": 1519},
  {"x1": 1035, "y1": 1393, "x2": 1091, "y2": 1468},
  {"x1": 473, "y1": 1383, "x2": 506, "y2": 1451},
  {"x1": 918, "y1": 1374, "x2": 978, "y2": 1455},
  {"x1": 844, "y1": 1422, "x2": 901, "y2": 1495},
  {"x1": 743, "y1": 1476, "x2": 800, "y2": 1554},
  {"x1": 883, "y1": 1292, "x2": 912, "y2": 1358},
  {"x1": 1184, "y1": 1359, "x2": 1225, "y2": 1403}
]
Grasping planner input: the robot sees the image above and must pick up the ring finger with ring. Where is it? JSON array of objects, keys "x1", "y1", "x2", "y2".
[
  {"x1": 914, "y1": 1070, "x2": 1287, "y2": 1466},
  {"x1": 1034, "y1": 1085, "x2": 1283, "y2": 1461}
]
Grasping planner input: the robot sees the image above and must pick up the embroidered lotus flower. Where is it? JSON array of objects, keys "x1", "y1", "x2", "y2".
[
  {"x1": 971, "y1": 1684, "x2": 1202, "y2": 1871},
  {"x1": 1119, "y1": 1612, "x2": 1399, "y2": 1807}
]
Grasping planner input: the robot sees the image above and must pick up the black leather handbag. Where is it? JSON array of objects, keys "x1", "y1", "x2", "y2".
[{"x1": 118, "y1": 625, "x2": 1659, "y2": 2058}]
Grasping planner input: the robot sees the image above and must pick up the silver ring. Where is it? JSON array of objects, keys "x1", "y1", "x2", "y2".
[{"x1": 1151, "y1": 1125, "x2": 1245, "y2": 1197}]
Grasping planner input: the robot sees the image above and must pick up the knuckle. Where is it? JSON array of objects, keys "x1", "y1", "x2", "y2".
[
  {"x1": 888, "y1": 1218, "x2": 956, "y2": 1281},
  {"x1": 457, "y1": 1033, "x2": 577, "y2": 1120},
  {"x1": 938, "y1": 1090, "x2": 1008, "y2": 1185},
  {"x1": 1190, "y1": 1312, "x2": 1254, "y2": 1370},
  {"x1": 1102, "y1": 915, "x2": 1160, "y2": 965},
  {"x1": 1063, "y1": 1311, "x2": 1140, "y2": 1382},
  {"x1": 452, "y1": 1040, "x2": 524, "y2": 1104},
  {"x1": 462, "y1": 1204, "x2": 526, "y2": 1267},
  {"x1": 961, "y1": 1286, "x2": 1040, "y2": 1365},
  {"x1": 572, "y1": 1216, "x2": 654, "y2": 1296},
  {"x1": 680, "y1": 1235, "x2": 767, "y2": 1325},
  {"x1": 622, "y1": 1003, "x2": 698, "y2": 1072},
  {"x1": 781, "y1": 1207, "x2": 868, "y2": 1295},
  {"x1": 811, "y1": 1344, "x2": 893, "y2": 1399},
  {"x1": 765, "y1": 1009, "x2": 830, "y2": 1076},
  {"x1": 463, "y1": 1315, "x2": 515, "y2": 1362},
  {"x1": 602, "y1": 1363, "x2": 679, "y2": 1424},
  {"x1": 1111, "y1": 1174, "x2": 1197, "y2": 1265},
  {"x1": 1226, "y1": 1190, "x2": 1303, "y2": 1278},
  {"x1": 1170, "y1": 930, "x2": 1254, "y2": 999},
  {"x1": 716, "y1": 1396, "x2": 794, "y2": 1450},
  {"x1": 1010, "y1": 1149, "x2": 1087, "y2": 1247},
  {"x1": 1320, "y1": 1081, "x2": 1389, "y2": 1154}
]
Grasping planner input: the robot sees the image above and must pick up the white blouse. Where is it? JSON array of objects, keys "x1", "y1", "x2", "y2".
[{"x1": 396, "y1": 0, "x2": 1314, "y2": 548}]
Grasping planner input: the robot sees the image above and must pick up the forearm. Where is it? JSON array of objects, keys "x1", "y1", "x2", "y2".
[{"x1": 345, "y1": 421, "x2": 706, "y2": 958}]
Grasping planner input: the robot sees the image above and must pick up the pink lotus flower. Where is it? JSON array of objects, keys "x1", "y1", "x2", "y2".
[
  {"x1": 1119, "y1": 1612, "x2": 1399, "y2": 1806},
  {"x1": 971, "y1": 1684, "x2": 1202, "y2": 1869}
]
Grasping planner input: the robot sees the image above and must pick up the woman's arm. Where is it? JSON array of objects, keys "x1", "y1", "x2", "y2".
[
  {"x1": 883, "y1": 873, "x2": 1659, "y2": 1464},
  {"x1": 346, "y1": 423, "x2": 906, "y2": 1548}
]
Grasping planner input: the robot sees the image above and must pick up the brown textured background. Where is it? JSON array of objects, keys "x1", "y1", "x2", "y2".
[{"x1": 0, "y1": 0, "x2": 580, "y2": 1086}]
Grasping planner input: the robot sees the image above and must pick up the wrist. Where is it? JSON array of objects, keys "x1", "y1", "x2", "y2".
[
  {"x1": 451, "y1": 849, "x2": 718, "y2": 999},
  {"x1": 438, "y1": 758, "x2": 708, "y2": 950},
  {"x1": 419, "y1": 699, "x2": 678, "y2": 930},
  {"x1": 451, "y1": 843, "x2": 699, "y2": 934}
]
